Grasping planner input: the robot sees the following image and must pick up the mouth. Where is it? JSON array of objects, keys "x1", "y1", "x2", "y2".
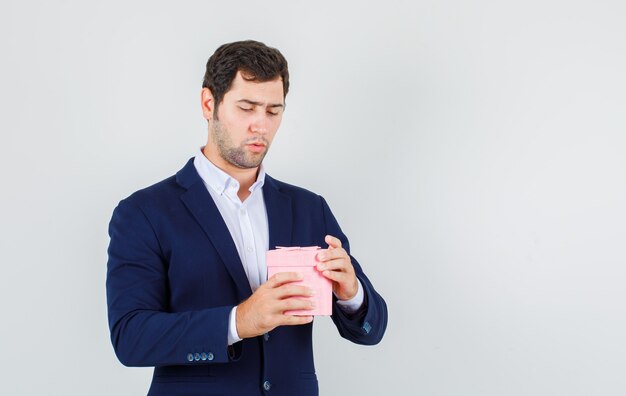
[{"x1": 246, "y1": 142, "x2": 267, "y2": 153}]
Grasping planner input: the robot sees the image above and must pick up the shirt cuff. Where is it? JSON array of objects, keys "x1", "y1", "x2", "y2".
[
  {"x1": 227, "y1": 306, "x2": 242, "y2": 346},
  {"x1": 335, "y1": 279, "x2": 364, "y2": 314}
]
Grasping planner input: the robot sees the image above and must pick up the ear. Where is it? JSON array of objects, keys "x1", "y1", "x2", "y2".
[{"x1": 201, "y1": 88, "x2": 215, "y2": 121}]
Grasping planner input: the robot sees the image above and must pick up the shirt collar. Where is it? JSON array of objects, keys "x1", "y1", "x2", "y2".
[{"x1": 193, "y1": 148, "x2": 266, "y2": 196}]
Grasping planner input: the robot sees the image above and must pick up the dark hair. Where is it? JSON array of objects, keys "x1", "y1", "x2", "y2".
[{"x1": 202, "y1": 40, "x2": 289, "y2": 113}]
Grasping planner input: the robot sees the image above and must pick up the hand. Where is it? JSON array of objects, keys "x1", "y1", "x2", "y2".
[
  {"x1": 236, "y1": 272, "x2": 315, "y2": 339},
  {"x1": 316, "y1": 235, "x2": 359, "y2": 301}
]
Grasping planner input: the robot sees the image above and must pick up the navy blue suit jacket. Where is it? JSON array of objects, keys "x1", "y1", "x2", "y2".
[{"x1": 106, "y1": 159, "x2": 388, "y2": 395}]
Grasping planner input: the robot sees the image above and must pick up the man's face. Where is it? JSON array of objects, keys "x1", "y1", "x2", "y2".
[{"x1": 202, "y1": 71, "x2": 285, "y2": 170}]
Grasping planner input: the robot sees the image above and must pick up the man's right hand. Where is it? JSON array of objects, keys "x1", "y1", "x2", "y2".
[{"x1": 236, "y1": 272, "x2": 315, "y2": 339}]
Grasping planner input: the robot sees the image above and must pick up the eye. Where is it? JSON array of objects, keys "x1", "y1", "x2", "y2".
[
  {"x1": 239, "y1": 106, "x2": 253, "y2": 112},
  {"x1": 267, "y1": 111, "x2": 279, "y2": 117}
]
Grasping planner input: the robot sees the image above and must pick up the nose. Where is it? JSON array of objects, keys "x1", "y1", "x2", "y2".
[{"x1": 250, "y1": 113, "x2": 270, "y2": 135}]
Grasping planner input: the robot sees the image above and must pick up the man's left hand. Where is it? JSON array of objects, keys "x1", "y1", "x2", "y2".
[{"x1": 316, "y1": 235, "x2": 359, "y2": 301}]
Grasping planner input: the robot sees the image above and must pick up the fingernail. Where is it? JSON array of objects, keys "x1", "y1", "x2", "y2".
[{"x1": 318, "y1": 264, "x2": 326, "y2": 271}]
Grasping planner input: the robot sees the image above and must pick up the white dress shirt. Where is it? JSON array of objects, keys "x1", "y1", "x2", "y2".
[{"x1": 193, "y1": 150, "x2": 363, "y2": 345}]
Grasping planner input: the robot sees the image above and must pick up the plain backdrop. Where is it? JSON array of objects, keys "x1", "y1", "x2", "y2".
[{"x1": 2, "y1": 0, "x2": 626, "y2": 395}]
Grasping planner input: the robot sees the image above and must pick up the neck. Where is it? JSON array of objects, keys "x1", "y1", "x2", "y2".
[{"x1": 202, "y1": 146, "x2": 258, "y2": 201}]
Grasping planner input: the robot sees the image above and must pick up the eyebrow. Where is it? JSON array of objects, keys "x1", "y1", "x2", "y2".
[{"x1": 236, "y1": 99, "x2": 284, "y2": 108}]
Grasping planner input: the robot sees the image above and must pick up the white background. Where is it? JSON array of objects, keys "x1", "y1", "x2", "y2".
[{"x1": 2, "y1": 0, "x2": 626, "y2": 395}]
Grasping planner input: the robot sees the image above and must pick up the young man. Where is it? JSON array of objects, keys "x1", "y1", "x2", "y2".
[{"x1": 106, "y1": 40, "x2": 387, "y2": 396}]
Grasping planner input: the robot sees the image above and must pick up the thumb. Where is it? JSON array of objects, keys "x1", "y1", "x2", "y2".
[{"x1": 325, "y1": 234, "x2": 335, "y2": 250}]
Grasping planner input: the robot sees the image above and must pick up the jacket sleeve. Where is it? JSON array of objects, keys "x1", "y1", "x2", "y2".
[
  {"x1": 106, "y1": 198, "x2": 235, "y2": 367},
  {"x1": 320, "y1": 197, "x2": 388, "y2": 345}
]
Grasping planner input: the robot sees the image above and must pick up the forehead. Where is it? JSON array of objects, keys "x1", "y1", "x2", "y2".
[{"x1": 224, "y1": 71, "x2": 284, "y2": 105}]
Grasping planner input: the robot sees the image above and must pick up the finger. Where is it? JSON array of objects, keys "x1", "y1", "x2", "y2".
[
  {"x1": 281, "y1": 315, "x2": 314, "y2": 326},
  {"x1": 267, "y1": 271, "x2": 304, "y2": 288},
  {"x1": 325, "y1": 235, "x2": 342, "y2": 249},
  {"x1": 279, "y1": 297, "x2": 316, "y2": 312},
  {"x1": 320, "y1": 268, "x2": 349, "y2": 284},
  {"x1": 275, "y1": 284, "x2": 315, "y2": 299},
  {"x1": 317, "y1": 248, "x2": 347, "y2": 262},
  {"x1": 317, "y1": 258, "x2": 352, "y2": 272}
]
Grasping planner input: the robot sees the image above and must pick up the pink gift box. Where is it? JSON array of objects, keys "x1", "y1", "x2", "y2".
[{"x1": 266, "y1": 246, "x2": 333, "y2": 316}]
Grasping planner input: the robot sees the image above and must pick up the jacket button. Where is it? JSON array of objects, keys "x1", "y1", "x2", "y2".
[
  {"x1": 194, "y1": 353, "x2": 201, "y2": 361},
  {"x1": 201, "y1": 352, "x2": 208, "y2": 360},
  {"x1": 186, "y1": 353, "x2": 194, "y2": 362},
  {"x1": 207, "y1": 352, "x2": 214, "y2": 361},
  {"x1": 263, "y1": 380, "x2": 272, "y2": 391}
]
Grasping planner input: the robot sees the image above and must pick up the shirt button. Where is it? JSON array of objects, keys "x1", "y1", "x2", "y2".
[
  {"x1": 240, "y1": 209, "x2": 246, "y2": 215},
  {"x1": 263, "y1": 333, "x2": 270, "y2": 342},
  {"x1": 246, "y1": 246, "x2": 254, "y2": 252},
  {"x1": 207, "y1": 352, "x2": 214, "y2": 361},
  {"x1": 263, "y1": 380, "x2": 272, "y2": 391}
]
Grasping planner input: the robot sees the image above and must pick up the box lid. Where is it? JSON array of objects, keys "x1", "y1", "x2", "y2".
[{"x1": 266, "y1": 246, "x2": 321, "y2": 267}]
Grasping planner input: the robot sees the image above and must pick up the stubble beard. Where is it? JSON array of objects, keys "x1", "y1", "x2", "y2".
[{"x1": 211, "y1": 120, "x2": 270, "y2": 169}]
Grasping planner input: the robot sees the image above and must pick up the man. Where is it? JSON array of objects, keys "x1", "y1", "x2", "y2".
[{"x1": 106, "y1": 40, "x2": 387, "y2": 396}]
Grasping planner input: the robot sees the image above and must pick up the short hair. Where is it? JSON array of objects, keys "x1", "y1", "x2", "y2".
[{"x1": 202, "y1": 40, "x2": 289, "y2": 112}]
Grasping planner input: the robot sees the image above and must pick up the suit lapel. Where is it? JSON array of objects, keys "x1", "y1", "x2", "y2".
[
  {"x1": 263, "y1": 175, "x2": 293, "y2": 250},
  {"x1": 177, "y1": 160, "x2": 253, "y2": 299}
]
